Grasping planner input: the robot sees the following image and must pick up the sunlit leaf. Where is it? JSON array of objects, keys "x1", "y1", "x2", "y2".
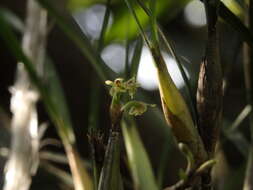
[
  {"x1": 105, "y1": 0, "x2": 190, "y2": 42},
  {"x1": 122, "y1": 119, "x2": 159, "y2": 190}
]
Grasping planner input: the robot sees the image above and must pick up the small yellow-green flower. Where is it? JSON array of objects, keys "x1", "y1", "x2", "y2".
[
  {"x1": 105, "y1": 78, "x2": 126, "y2": 97},
  {"x1": 105, "y1": 77, "x2": 140, "y2": 99},
  {"x1": 124, "y1": 77, "x2": 140, "y2": 99},
  {"x1": 121, "y1": 101, "x2": 155, "y2": 116}
]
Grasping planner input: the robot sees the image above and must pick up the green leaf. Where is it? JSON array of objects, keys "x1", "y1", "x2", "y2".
[
  {"x1": 43, "y1": 57, "x2": 76, "y2": 143},
  {"x1": 97, "y1": 0, "x2": 112, "y2": 52},
  {"x1": 130, "y1": 37, "x2": 143, "y2": 77},
  {"x1": 218, "y1": 2, "x2": 253, "y2": 47},
  {"x1": 122, "y1": 119, "x2": 159, "y2": 190},
  {"x1": 68, "y1": 0, "x2": 107, "y2": 10},
  {"x1": 105, "y1": 0, "x2": 190, "y2": 42},
  {"x1": 0, "y1": 7, "x2": 24, "y2": 33},
  {"x1": 98, "y1": 131, "x2": 123, "y2": 190}
]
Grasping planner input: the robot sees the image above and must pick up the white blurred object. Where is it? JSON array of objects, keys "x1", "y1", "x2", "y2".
[
  {"x1": 101, "y1": 45, "x2": 189, "y2": 91},
  {"x1": 101, "y1": 44, "x2": 126, "y2": 73},
  {"x1": 184, "y1": 0, "x2": 206, "y2": 27},
  {"x1": 73, "y1": 4, "x2": 113, "y2": 40},
  {"x1": 3, "y1": 0, "x2": 46, "y2": 190},
  {"x1": 137, "y1": 47, "x2": 189, "y2": 91}
]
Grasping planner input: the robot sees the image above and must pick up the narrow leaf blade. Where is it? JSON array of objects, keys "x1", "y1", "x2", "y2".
[{"x1": 122, "y1": 119, "x2": 159, "y2": 190}]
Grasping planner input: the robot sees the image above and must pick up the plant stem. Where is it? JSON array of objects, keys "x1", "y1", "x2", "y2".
[
  {"x1": 3, "y1": 1, "x2": 47, "y2": 190},
  {"x1": 88, "y1": 80, "x2": 102, "y2": 190},
  {"x1": 97, "y1": 0, "x2": 111, "y2": 52},
  {"x1": 197, "y1": 0, "x2": 222, "y2": 188},
  {"x1": 98, "y1": 130, "x2": 122, "y2": 190},
  {"x1": 243, "y1": 0, "x2": 253, "y2": 189},
  {"x1": 197, "y1": 0, "x2": 222, "y2": 156},
  {"x1": 124, "y1": 39, "x2": 130, "y2": 78}
]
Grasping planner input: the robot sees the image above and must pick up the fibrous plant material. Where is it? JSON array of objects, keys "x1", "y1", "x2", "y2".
[
  {"x1": 3, "y1": 0, "x2": 47, "y2": 190},
  {"x1": 197, "y1": 0, "x2": 223, "y2": 157}
]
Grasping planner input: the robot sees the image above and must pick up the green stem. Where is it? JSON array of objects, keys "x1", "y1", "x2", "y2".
[
  {"x1": 124, "y1": 39, "x2": 130, "y2": 78},
  {"x1": 124, "y1": 0, "x2": 151, "y2": 48},
  {"x1": 97, "y1": 0, "x2": 111, "y2": 52}
]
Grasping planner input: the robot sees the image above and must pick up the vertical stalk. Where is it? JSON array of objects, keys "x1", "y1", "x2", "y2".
[
  {"x1": 89, "y1": 1, "x2": 112, "y2": 188},
  {"x1": 124, "y1": 40, "x2": 130, "y2": 78},
  {"x1": 197, "y1": 0, "x2": 222, "y2": 188},
  {"x1": 88, "y1": 80, "x2": 102, "y2": 190},
  {"x1": 98, "y1": 108, "x2": 123, "y2": 190},
  {"x1": 197, "y1": 0, "x2": 222, "y2": 157},
  {"x1": 97, "y1": 0, "x2": 111, "y2": 52},
  {"x1": 97, "y1": 130, "x2": 122, "y2": 190},
  {"x1": 3, "y1": 0, "x2": 47, "y2": 190},
  {"x1": 243, "y1": 0, "x2": 253, "y2": 189}
]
